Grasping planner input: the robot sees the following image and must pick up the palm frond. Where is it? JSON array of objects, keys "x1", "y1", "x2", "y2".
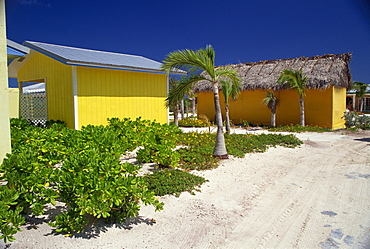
[
  {"x1": 278, "y1": 69, "x2": 307, "y2": 96},
  {"x1": 262, "y1": 91, "x2": 279, "y2": 109},
  {"x1": 161, "y1": 45, "x2": 216, "y2": 78},
  {"x1": 166, "y1": 75, "x2": 207, "y2": 106},
  {"x1": 215, "y1": 66, "x2": 241, "y2": 85},
  {"x1": 220, "y1": 80, "x2": 232, "y2": 100},
  {"x1": 352, "y1": 81, "x2": 368, "y2": 98}
]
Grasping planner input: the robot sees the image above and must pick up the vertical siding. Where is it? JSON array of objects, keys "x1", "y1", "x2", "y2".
[
  {"x1": 17, "y1": 51, "x2": 74, "y2": 128},
  {"x1": 77, "y1": 67, "x2": 167, "y2": 128}
]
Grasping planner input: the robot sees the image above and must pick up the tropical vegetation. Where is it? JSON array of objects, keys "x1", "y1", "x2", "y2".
[
  {"x1": 278, "y1": 69, "x2": 308, "y2": 126},
  {"x1": 0, "y1": 117, "x2": 304, "y2": 242},
  {"x1": 352, "y1": 81, "x2": 368, "y2": 112},
  {"x1": 342, "y1": 111, "x2": 370, "y2": 129},
  {"x1": 161, "y1": 45, "x2": 241, "y2": 158},
  {"x1": 262, "y1": 91, "x2": 279, "y2": 127},
  {"x1": 221, "y1": 79, "x2": 241, "y2": 133}
]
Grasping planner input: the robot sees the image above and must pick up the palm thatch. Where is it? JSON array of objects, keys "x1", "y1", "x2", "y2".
[{"x1": 193, "y1": 53, "x2": 352, "y2": 92}]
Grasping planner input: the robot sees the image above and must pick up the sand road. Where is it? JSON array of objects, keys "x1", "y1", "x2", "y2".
[{"x1": 5, "y1": 131, "x2": 370, "y2": 249}]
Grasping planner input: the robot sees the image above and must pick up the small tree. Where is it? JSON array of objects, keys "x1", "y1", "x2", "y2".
[
  {"x1": 352, "y1": 81, "x2": 368, "y2": 112},
  {"x1": 262, "y1": 91, "x2": 279, "y2": 127},
  {"x1": 166, "y1": 78, "x2": 181, "y2": 126},
  {"x1": 221, "y1": 79, "x2": 241, "y2": 133},
  {"x1": 278, "y1": 69, "x2": 307, "y2": 126},
  {"x1": 162, "y1": 45, "x2": 240, "y2": 158}
]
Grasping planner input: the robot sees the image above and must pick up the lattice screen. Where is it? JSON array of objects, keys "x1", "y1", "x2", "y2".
[{"x1": 19, "y1": 92, "x2": 47, "y2": 126}]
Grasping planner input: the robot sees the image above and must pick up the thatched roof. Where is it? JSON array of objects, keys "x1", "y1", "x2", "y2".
[{"x1": 194, "y1": 53, "x2": 352, "y2": 92}]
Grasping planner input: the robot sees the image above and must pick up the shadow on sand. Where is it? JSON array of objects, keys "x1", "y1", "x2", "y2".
[{"x1": 22, "y1": 204, "x2": 156, "y2": 240}]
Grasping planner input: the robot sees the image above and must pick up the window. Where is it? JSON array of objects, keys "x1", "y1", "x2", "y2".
[{"x1": 364, "y1": 97, "x2": 370, "y2": 112}]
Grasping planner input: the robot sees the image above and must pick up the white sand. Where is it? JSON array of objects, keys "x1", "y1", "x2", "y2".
[{"x1": 5, "y1": 131, "x2": 370, "y2": 249}]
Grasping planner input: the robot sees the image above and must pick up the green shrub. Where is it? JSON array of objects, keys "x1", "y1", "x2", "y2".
[
  {"x1": 10, "y1": 118, "x2": 32, "y2": 130},
  {"x1": 0, "y1": 118, "x2": 173, "y2": 239},
  {"x1": 342, "y1": 112, "x2": 370, "y2": 129}
]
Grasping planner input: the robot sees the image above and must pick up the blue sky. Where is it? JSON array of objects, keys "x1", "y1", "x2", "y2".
[{"x1": 5, "y1": 0, "x2": 370, "y2": 84}]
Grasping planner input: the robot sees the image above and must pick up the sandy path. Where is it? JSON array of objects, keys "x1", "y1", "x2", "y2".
[{"x1": 5, "y1": 132, "x2": 370, "y2": 249}]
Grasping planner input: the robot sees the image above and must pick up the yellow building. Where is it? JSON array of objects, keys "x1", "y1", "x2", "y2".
[
  {"x1": 195, "y1": 53, "x2": 352, "y2": 129},
  {"x1": 7, "y1": 39, "x2": 30, "y2": 118},
  {"x1": 17, "y1": 41, "x2": 174, "y2": 129}
]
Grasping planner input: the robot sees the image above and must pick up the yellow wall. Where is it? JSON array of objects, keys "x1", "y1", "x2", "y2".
[
  {"x1": 332, "y1": 87, "x2": 346, "y2": 129},
  {"x1": 303, "y1": 89, "x2": 332, "y2": 128},
  {"x1": 197, "y1": 86, "x2": 346, "y2": 129},
  {"x1": 76, "y1": 67, "x2": 168, "y2": 128},
  {"x1": 8, "y1": 87, "x2": 19, "y2": 118},
  {"x1": 197, "y1": 90, "x2": 270, "y2": 125},
  {"x1": 18, "y1": 51, "x2": 75, "y2": 128}
]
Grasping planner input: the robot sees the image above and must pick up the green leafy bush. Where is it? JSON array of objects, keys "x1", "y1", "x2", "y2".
[
  {"x1": 342, "y1": 112, "x2": 370, "y2": 129},
  {"x1": 0, "y1": 117, "x2": 174, "y2": 239},
  {"x1": 0, "y1": 187, "x2": 25, "y2": 243}
]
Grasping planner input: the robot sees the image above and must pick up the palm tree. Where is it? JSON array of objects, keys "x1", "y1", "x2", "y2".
[
  {"x1": 352, "y1": 81, "x2": 367, "y2": 112},
  {"x1": 166, "y1": 78, "x2": 182, "y2": 126},
  {"x1": 162, "y1": 45, "x2": 240, "y2": 158},
  {"x1": 220, "y1": 79, "x2": 241, "y2": 133},
  {"x1": 278, "y1": 69, "x2": 307, "y2": 126},
  {"x1": 262, "y1": 91, "x2": 279, "y2": 127}
]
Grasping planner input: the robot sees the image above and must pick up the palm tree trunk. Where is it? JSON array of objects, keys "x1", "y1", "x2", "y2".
[
  {"x1": 180, "y1": 99, "x2": 185, "y2": 119},
  {"x1": 174, "y1": 104, "x2": 179, "y2": 126},
  {"x1": 225, "y1": 104, "x2": 230, "y2": 134},
  {"x1": 271, "y1": 104, "x2": 276, "y2": 127},
  {"x1": 299, "y1": 96, "x2": 305, "y2": 126},
  {"x1": 192, "y1": 97, "x2": 196, "y2": 116},
  {"x1": 212, "y1": 84, "x2": 228, "y2": 159}
]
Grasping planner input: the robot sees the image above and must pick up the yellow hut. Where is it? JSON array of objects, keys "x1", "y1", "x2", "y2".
[
  {"x1": 195, "y1": 53, "x2": 352, "y2": 129},
  {"x1": 17, "y1": 41, "x2": 174, "y2": 129}
]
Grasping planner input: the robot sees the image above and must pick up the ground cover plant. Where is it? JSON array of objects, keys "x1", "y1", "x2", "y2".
[
  {"x1": 268, "y1": 125, "x2": 334, "y2": 133},
  {"x1": 174, "y1": 132, "x2": 303, "y2": 170},
  {"x1": 143, "y1": 169, "x2": 208, "y2": 197},
  {"x1": 1, "y1": 118, "x2": 303, "y2": 242},
  {"x1": 177, "y1": 117, "x2": 209, "y2": 127}
]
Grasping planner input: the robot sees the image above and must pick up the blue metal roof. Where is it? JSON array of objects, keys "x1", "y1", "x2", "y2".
[
  {"x1": 7, "y1": 46, "x2": 25, "y2": 56},
  {"x1": 7, "y1": 39, "x2": 30, "y2": 55},
  {"x1": 23, "y1": 41, "x2": 165, "y2": 73}
]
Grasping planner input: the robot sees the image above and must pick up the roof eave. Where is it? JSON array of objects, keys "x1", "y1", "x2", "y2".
[{"x1": 65, "y1": 60, "x2": 168, "y2": 74}]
